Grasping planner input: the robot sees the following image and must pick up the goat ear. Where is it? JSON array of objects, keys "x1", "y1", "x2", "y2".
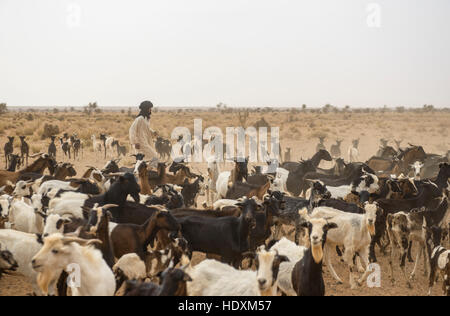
[
  {"x1": 183, "y1": 272, "x2": 193, "y2": 282},
  {"x1": 106, "y1": 211, "x2": 113, "y2": 220},
  {"x1": 300, "y1": 221, "x2": 310, "y2": 229},
  {"x1": 241, "y1": 251, "x2": 256, "y2": 260},
  {"x1": 276, "y1": 255, "x2": 290, "y2": 264},
  {"x1": 81, "y1": 206, "x2": 91, "y2": 217},
  {"x1": 325, "y1": 222, "x2": 338, "y2": 230},
  {"x1": 36, "y1": 234, "x2": 44, "y2": 245}
]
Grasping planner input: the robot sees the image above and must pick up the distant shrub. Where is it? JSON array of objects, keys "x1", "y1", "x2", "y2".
[
  {"x1": 41, "y1": 123, "x2": 60, "y2": 139},
  {"x1": 26, "y1": 113, "x2": 34, "y2": 121},
  {"x1": 23, "y1": 127, "x2": 35, "y2": 136},
  {"x1": 31, "y1": 145, "x2": 41, "y2": 154}
]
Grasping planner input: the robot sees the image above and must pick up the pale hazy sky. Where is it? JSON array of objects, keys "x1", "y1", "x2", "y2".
[{"x1": 1, "y1": 0, "x2": 449, "y2": 108}]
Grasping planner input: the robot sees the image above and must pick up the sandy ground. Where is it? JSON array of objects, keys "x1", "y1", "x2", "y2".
[{"x1": 0, "y1": 110, "x2": 449, "y2": 296}]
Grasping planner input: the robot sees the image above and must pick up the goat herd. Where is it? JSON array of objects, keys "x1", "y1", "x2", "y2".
[{"x1": 0, "y1": 134, "x2": 449, "y2": 296}]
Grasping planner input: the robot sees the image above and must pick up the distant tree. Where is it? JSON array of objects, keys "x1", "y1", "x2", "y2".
[
  {"x1": 302, "y1": 104, "x2": 307, "y2": 112},
  {"x1": 0, "y1": 103, "x2": 7, "y2": 115},
  {"x1": 53, "y1": 108, "x2": 59, "y2": 114},
  {"x1": 323, "y1": 104, "x2": 332, "y2": 114},
  {"x1": 84, "y1": 102, "x2": 98, "y2": 116}
]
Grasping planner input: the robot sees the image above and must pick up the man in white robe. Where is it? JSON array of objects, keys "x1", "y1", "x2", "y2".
[{"x1": 129, "y1": 101, "x2": 158, "y2": 162}]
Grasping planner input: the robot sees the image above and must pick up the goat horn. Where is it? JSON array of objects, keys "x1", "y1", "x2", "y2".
[
  {"x1": 61, "y1": 236, "x2": 102, "y2": 247},
  {"x1": 100, "y1": 204, "x2": 118, "y2": 210},
  {"x1": 105, "y1": 172, "x2": 125, "y2": 177},
  {"x1": 29, "y1": 153, "x2": 44, "y2": 158}
]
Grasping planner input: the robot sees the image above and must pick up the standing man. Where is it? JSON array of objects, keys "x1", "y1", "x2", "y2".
[{"x1": 129, "y1": 101, "x2": 159, "y2": 163}]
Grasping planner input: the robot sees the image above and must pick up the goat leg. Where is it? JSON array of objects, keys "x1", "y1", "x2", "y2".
[
  {"x1": 324, "y1": 244, "x2": 343, "y2": 284},
  {"x1": 410, "y1": 243, "x2": 423, "y2": 282},
  {"x1": 407, "y1": 241, "x2": 414, "y2": 263}
]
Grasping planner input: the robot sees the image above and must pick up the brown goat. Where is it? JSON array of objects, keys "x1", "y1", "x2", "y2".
[
  {"x1": 111, "y1": 209, "x2": 180, "y2": 262},
  {"x1": 136, "y1": 161, "x2": 152, "y2": 195},
  {"x1": 0, "y1": 154, "x2": 56, "y2": 194},
  {"x1": 147, "y1": 162, "x2": 196, "y2": 191},
  {"x1": 53, "y1": 163, "x2": 77, "y2": 180}
]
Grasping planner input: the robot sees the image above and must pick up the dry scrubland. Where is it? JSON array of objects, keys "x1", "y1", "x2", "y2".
[{"x1": 0, "y1": 108, "x2": 449, "y2": 296}]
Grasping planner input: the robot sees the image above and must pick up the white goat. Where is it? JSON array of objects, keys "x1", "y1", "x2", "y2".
[
  {"x1": 91, "y1": 135, "x2": 103, "y2": 153},
  {"x1": 42, "y1": 214, "x2": 72, "y2": 237},
  {"x1": 187, "y1": 247, "x2": 288, "y2": 296},
  {"x1": 37, "y1": 180, "x2": 79, "y2": 197},
  {"x1": 213, "y1": 199, "x2": 239, "y2": 210},
  {"x1": 260, "y1": 166, "x2": 289, "y2": 193},
  {"x1": 0, "y1": 229, "x2": 45, "y2": 295},
  {"x1": 308, "y1": 202, "x2": 379, "y2": 289},
  {"x1": 411, "y1": 161, "x2": 424, "y2": 180},
  {"x1": 348, "y1": 145, "x2": 359, "y2": 163},
  {"x1": 32, "y1": 233, "x2": 116, "y2": 296},
  {"x1": 48, "y1": 198, "x2": 86, "y2": 219},
  {"x1": 113, "y1": 253, "x2": 147, "y2": 295},
  {"x1": 206, "y1": 157, "x2": 221, "y2": 206},
  {"x1": 216, "y1": 171, "x2": 232, "y2": 200},
  {"x1": 105, "y1": 136, "x2": 116, "y2": 158},
  {"x1": 0, "y1": 195, "x2": 11, "y2": 218},
  {"x1": 9, "y1": 199, "x2": 45, "y2": 234},
  {"x1": 326, "y1": 173, "x2": 379, "y2": 199},
  {"x1": 270, "y1": 237, "x2": 307, "y2": 296},
  {"x1": 12, "y1": 180, "x2": 33, "y2": 199}
]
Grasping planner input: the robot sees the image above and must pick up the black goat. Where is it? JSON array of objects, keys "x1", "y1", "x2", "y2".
[
  {"x1": 48, "y1": 136, "x2": 57, "y2": 159},
  {"x1": 274, "y1": 180, "x2": 331, "y2": 244},
  {"x1": 180, "y1": 178, "x2": 202, "y2": 208},
  {"x1": 60, "y1": 137, "x2": 71, "y2": 159},
  {"x1": 155, "y1": 137, "x2": 172, "y2": 161},
  {"x1": 19, "y1": 136, "x2": 29, "y2": 167},
  {"x1": 6, "y1": 154, "x2": 22, "y2": 172},
  {"x1": 176, "y1": 197, "x2": 259, "y2": 268},
  {"x1": 124, "y1": 267, "x2": 192, "y2": 296},
  {"x1": 4, "y1": 136, "x2": 14, "y2": 169},
  {"x1": 291, "y1": 216, "x2": 338, "y2": 296},
  {"x1": 112, "y1": 140, "x2": 127, "y2": 158}
]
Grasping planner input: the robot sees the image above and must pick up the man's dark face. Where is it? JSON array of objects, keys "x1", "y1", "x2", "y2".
[{"x1": 141, "y1": 106, "x2": 152, "y2": 118}]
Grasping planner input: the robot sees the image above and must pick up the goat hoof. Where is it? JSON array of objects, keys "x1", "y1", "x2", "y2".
[{"x1": 406, "y1": 282, "x2": 412, "y2": 289}]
